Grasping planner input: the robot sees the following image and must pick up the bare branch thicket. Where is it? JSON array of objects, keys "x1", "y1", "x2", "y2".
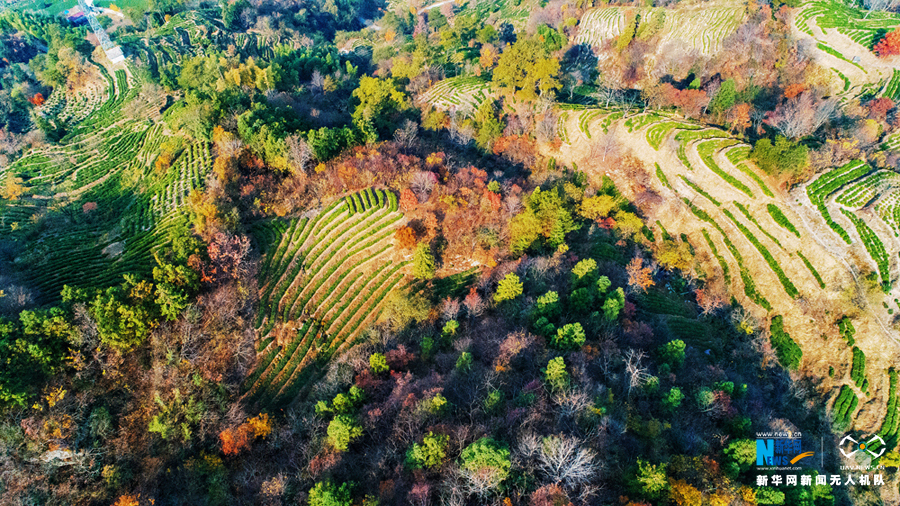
[
  {"x1": 624, "y1": 348, "x2": 653, "y2": 396},
  {"x1": 516, "y1": 432, "x2": 598, "y2": 490},
  {"x1": 393, "y1": 119, "x2": 419, "y2": 151},
  {"x1": 411, "y1": 170, "x2": 437, "y2": 201},
  {"x1": 769, "y1": 94, "x2": 838, "y2": 140}
]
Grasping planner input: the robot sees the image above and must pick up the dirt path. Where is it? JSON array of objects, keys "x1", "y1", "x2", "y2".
[{"x1": 544, "y1": 110, "x2": 900, "y2": 434}]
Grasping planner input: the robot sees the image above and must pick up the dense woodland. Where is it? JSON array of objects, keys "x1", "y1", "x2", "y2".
[{"x1": 0, "y1": 0, "x2": 899, "y2": 504}]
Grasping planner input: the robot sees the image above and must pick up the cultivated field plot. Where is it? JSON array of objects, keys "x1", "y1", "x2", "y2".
[
  {"x1": 421, "y1": 76, "x2": 493, "y2": 117},
  {"x1": 795, "y1": 0, "x2": 900, "y2": 49},
  {"x1": 576, "y1": 1, "x2": 746, "y2": 55},
  {"x1": 0, "y1": 61, "x2": 207, "y2": 303},
  {"x1": 245, "y1": 188, "x2": 408, "y2": 409},
  {"x1": 553, "y1": 107, "x2": 900, "y2": 434}
]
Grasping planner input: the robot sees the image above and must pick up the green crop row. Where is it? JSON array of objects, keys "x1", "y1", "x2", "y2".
[
  {"x1": 767, "y1": 204, "x2": 801, "y2": 238},
  {"x1": 599, "y1": 111, "x2": 623, "y2": 135},
  {"x1": 676, "y1": 142, "x2": 694, "y2": 170},
  {"x1": 796, "y1": 251, "x2": 825, "y2": 289},
  {"x1": 684, "y1": 199, "x2": 771, "y2": 310},
  {"x1": 840, "y1": 209, "x2": 890, "y2": 291},
  {"x1": 645, "y1": 121, "x2": 702, "y2": 150},
  {"x1": 655, "y1": 163, "x2": 671, "y2": 189},
  {"x1": 723, "y1": 208, "x2": 799, "y2": 298},
  {"x1": 702, "y1": 228, "x2": 731, "y2": 284},
  {"x1": 578, "y1": 109, "x2": 603, "y2": 137},
  {"x1": 838, "y1": 316, "x2": 856, "y2": 346},
  {"x1": 674, "y1": 128, "x2": 731, "y2": 144},
  {"x1": 246, "y1": 320, "x2": 314, "y2": 396},
  {"x1": 735, "y1": 162, "x2": 774, "y2": 198},
  {"x1": 877, "y1": 369, "x2": 899, "y2": 451},
  {"x1": 808, "y1": 160, "x2": 871, "y2": 203},
  {"x1": 770, "y1": 315, "x2": 802, "y2": 370},
  {"x1": 831, "y1": 68, "x2": 851, "y2": 92},
  {"x1": 259, "y1": 259, "x2": 397, "y2": 404},
  {"x1": 324, "y1": 262, "x2": 409, "y2": 356},
  {"x1": 836, "y1": 171, "x2": 900, "y2": 208},
  {"x1": 283, "y1": 217, "x2": 400, "y2": 322},
  {"x1": 680, "y1": 176, "x2": 721, "y2": 206},
  {"x1": 733, "y1": 202, "x2": 783, "y2": 250},
  {"x1": 624, "y1": 112, "x2": 662, "y2": 133},
  {"x1": 656, "y1": 220, "x2": 673, "y2": 242},
  {"x1": 817, "y1": 42, "x2": 866, "y2": 72},
  {"x1": 886, "y1": 70, "x2": 900, "y2": 101},
  {"x1": 696, "y1": 139, "x2": 754, "y2": 198},
  {"x1": 851, "y1": 346, "x2": 867, "y2": 390},
  {"x1": 278, "y1": 207, "x2": 385, "y2": 322},
  {"x1": 833, "y1": 384, "x2": 859, "y2": 431},
  {"x1": 258, "y1": 203, "x2": 353, "y2": 333}
]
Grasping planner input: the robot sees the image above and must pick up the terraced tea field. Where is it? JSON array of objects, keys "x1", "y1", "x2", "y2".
[
  {"x1": 244, "y1": 188, "x2": 409, "y2": 409},
  {"x1": 576, "y1": 1, "x2": 746, "y2": 55},
  {"x1": 420, "y1": 76, "x2": 494, "y2": 117},
  {"x1": 792, "y1": 0, "x2": 900, "y2": 96},
  {"x1": 548, "y1": 106, "x2": 900, "y2": 437},
  {"x1": 0, "y1": 59, "x2": 212, "y2": 302}
]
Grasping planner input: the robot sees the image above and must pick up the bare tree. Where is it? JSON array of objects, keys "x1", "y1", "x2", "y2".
[
  {"x1": 393, "y1": 119, "x2": 419, "y2": 151},
  {"x1": 537, "y1": 434, "x2": 598, "y2": 489},
  {"x1": 310, "y1": 70, "x2": 325, "y2": 95},
  {"x1": 864, "y1": 0, "x2": 900, "y2": 16},
  {"x1": 624, "y1": 349, "x2": 653, "y2": 395},
  {"x1": 439, "y1": 297, "x2": 461, "y2": 321},
  {"x1": 286, "y1": 134, "x2": 312, "y2": 173},
  {"x1": 768, "y1": 93, "x2": 838, "y2": 140},
  {"x1": 411, "y1": 171, "x2": 437, "y2": 201}
]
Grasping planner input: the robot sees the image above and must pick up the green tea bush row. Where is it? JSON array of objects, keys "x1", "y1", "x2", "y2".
[
  {"x1": 840, "y1": 208, "x2": 890, "y2": 291},
  {"x1": 680, "y1": 176, "x2": 721, "y2": 206},
  {"x1": 696, "y1": 139, "x2": 754, "y2": 198},
  {"x1": 702, "y1": 228, "x2": 731, "y2": 284},
  {"x1": 796, "y1": 251, "x2": 825, "y2": 289},
  {"x1": 767, "y1": 204, "x2": 800, "y2": 238},
  {"x1": 770, "y1": 315, "x2": 802, "y2": 370},
  {"x1": 838, "y1": 316, "x2": 856, "y2": 346},
  {"x1": 734, "y1": 202, "x2": 783, "y2": 249},
  {"x1": 684, "y1": 199, "x2": 771, "y2": 310},
  {"x1": 723, "y1": 208, "x2": 799, "y2": 298},
  {"x1": 833, "y1": 384, "x2": 859, "y2": 431},
  {"x1": 851, "y1": 346, "x2": 866, "y2": 390}
]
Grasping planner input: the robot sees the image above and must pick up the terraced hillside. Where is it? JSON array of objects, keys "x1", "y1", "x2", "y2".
[
  {"x1": 792, "y1": 0, "x2": 900, "y2": 98},
  {"x1": 0, "y1": 59, "x2": 216, "y2": 302},
  {"x1": 244, "y1": 188, "x2": 409, "y2": 409},
  {"x1": 576, "y1": 0, "x2": 746, "y2": 55},
  {"x1": 419, "y1": 76, "x2": 494, "y2": 117},
  {"x1": 549, "y1": 108, "x2": 900, "y2": 437}
]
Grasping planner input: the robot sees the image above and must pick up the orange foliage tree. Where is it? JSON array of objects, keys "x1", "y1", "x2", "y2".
[
  {"x1": 394, "y1": 226, "x2": 417, "y2": 250},
  {"x1": 626, "y1": 257, "x2": 654, "y2": 293},
  {"x1": 668, "y1": 479, "x2": 702, "y2": 506},
  {"x1": 726, "y1": 103, "x2": 751, "y2": 134},
  {"x1": 220, "y1": 413, "x2": 272, "y2": 456},
  {"x1": 783, "y1": 83, "x2": 806, "y2": 99},
  {"x1": 111, "y1": 494, "x2": 141, "y2": 506},
  {"x1": 875, "y1": 29, "x2": 900, "y2": 57},
  {"x1": 399, "y1": 188, "x2": 418, "y2": 212}
]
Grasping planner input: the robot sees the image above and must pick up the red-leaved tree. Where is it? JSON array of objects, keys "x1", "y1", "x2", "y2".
[{"x1": 875, "y1": 29, "x2": 900, "y2": 57}]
